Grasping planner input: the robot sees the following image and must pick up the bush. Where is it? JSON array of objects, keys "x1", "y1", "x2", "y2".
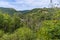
[
  {"x1": 14, "y1": 27, "x2": 35, "y2": 40},
  {"x1": 36, "y1": 20, "x2": 60, "y2": 40},
  {"x1": 0, "y1": 30, "x2": 4, "y2": 37}
]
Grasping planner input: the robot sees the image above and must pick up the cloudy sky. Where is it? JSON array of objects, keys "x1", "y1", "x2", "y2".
[{"x1": 0, "y1": 0, "x2": 59, "y2": 10}]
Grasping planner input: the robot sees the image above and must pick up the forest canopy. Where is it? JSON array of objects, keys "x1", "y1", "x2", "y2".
[{"x1": 0, "y1": 8, "x2": 60, "y2": 40}]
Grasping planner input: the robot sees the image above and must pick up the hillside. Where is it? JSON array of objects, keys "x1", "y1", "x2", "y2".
[
  {"x1": 0, "y1": 7, "x2": 60, "y2": 40},
  {"x1": 0, "y1": 7, "x2": 31, "y2": 14}
]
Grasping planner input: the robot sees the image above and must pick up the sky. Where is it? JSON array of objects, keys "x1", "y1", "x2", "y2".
[{"x1": 0, "y1": 0, "x2": 60, "y2": 10}]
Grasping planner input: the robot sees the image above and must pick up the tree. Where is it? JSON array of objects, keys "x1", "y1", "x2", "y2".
[
  {"x1": 10, "y1": 13, "x2": 21, "y2": 32},
  {"x1": 15, "y1": 27, "x2": 34, "y2": 40},
  {"x1": 0, "y1": 13, "x2": 4, "y2": 29},
  {"x1": 36, "y1": 20, "x2": 60, "y2": 40},
  {"x1": 2, "y1": 14, "x2": 12, "y2": 32}
]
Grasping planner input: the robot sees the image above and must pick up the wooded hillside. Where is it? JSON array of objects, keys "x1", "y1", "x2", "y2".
[{"x1": 0, "y1": 8, "x2": 60, "y2": 40}]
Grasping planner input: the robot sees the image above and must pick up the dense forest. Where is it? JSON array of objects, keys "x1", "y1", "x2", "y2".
[{"x1": 0, "y1": 7, "x2": 60, "y2": 40}]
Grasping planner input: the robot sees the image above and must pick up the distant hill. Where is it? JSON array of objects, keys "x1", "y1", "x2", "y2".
[
  {"x1": 0, "y1": 7, "x2": 31, "y2": 14},
  {"x1": 19, "y1": 10, "x2": 30, "y2": 14},
  {"x1": 0, "y1": 7, "x2": 18, "y2": 14},
  {"x1": 0, "y1": 7, "x2": 60, "y2": 15}
]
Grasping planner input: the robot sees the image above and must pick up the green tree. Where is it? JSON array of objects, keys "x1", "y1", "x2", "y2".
[
  {"x1": 3, "y1": 14, "x2": 12, "y2": 32},
  {"x1": 15, "y1": 27, "x2": 34, "y2": 40},
  {"x1": 10, "y1": 14, "x2": 21, "y2": 32},
  {"x1": 36, "y1": 20, "x2": 60, "y2": 40},
  {"x1": 0, "y1": 13, "x2": 4, "y2": 29}
]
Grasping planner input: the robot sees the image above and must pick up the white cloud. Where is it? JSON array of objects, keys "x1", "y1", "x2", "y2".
[
  {"x1": 0, "y1": 0, "x2": 59, "y2": 10},
  {"x1": 0, "y1": 1, "x2": 14, "y2": 8},
  {"x1": 14, "y1": 0, "x2": 50, "y2": 7},
  {"x1": 0, "y1": 1, "x2": 11, "y2": 7},
  {"x1": 0, "y1": 1, "x2": 19, "y2": 10}
]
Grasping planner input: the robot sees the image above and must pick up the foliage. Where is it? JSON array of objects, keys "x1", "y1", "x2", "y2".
[{"x1": 0, "y1": 8, "x2": 60, "y2": 40}]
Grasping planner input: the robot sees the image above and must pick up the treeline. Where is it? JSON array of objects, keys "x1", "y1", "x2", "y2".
[{"x1": 0, "y1": 8, "x2": 60, "y2": 40}]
